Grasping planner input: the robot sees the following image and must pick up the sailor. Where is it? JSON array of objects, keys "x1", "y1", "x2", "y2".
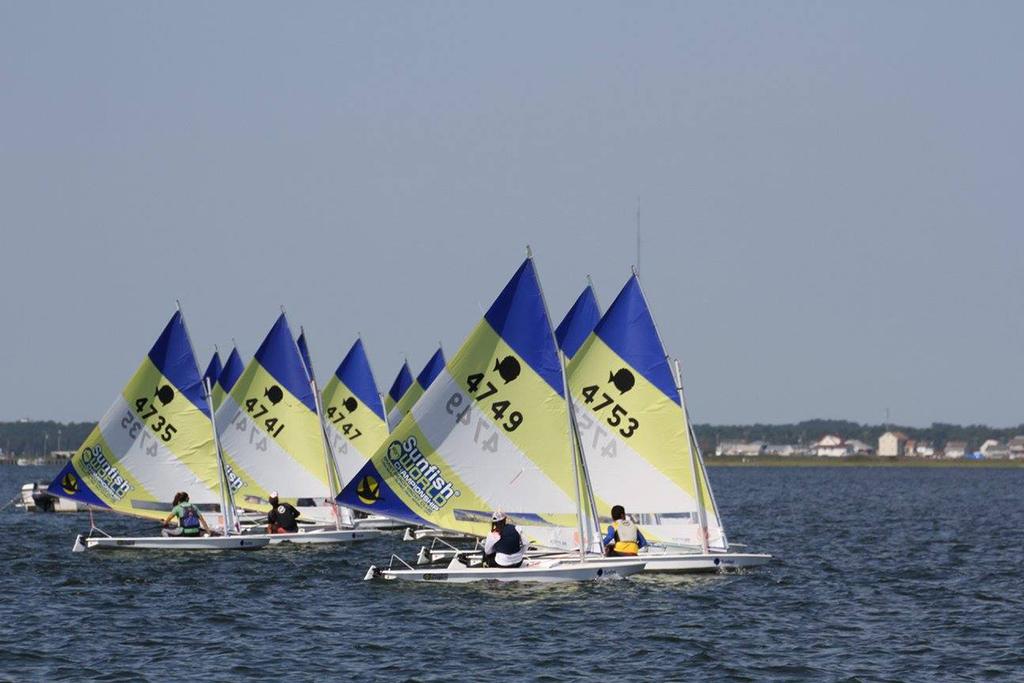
[
  {"x1": 266, "y1": 491, "x2": 300, "y2": 534},
  {"x1": 162, "y1": 491, "x2": 210, "y2": 537},
  {"x1": 482, "y1": 511, "x2": 526, "y2": 568},
  {"x1": 602, "y1": 505, "x2": 648, "y2": 556}
]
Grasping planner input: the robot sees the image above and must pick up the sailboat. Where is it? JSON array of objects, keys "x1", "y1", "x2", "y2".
[
  {"x1": 212, "y1": 314, "x2": 380, "y2": 545},
  {"x1": 386, "y1": 346, "x2": 446, "y2": 429},
  {"x1": 212, "y1": 345, "x2": 244, "y2": 412},
  {"x1": 383, "y1": 361, "x2": 413, "y2": 430},
  {"x1": 559, "y1": 271, "x2": 771, "y2": 571},
  {"x1": 53, "y1": 309, "x2": 268, "y2": 551},
  {"x1": 337, "y1": 254, "x2": 646, "y2": 582},
  {"x1": 318, "y1": 336, "x2": 406, "y2": 532}
]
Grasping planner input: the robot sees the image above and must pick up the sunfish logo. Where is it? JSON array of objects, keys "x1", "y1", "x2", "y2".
[
  {"x1": 357, "y1": 475, "x2": 380, "y2": 505},
  {"x1": 61, "y1": 471, "x2": 79, "y2": 495},
  {"x1": 383, "y1": 436, "x2": 460, "y2": 512},
  {"x1": 80, "y1": 445, "x2": 132, "y2": 500}
]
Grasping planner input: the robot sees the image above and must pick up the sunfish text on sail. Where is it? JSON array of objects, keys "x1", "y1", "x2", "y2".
[
  {"x1": 384, "y1": 436, "x2": 460, "y2": 512},
  {"x1": 80, "y1": 445, "x2": 132, "y2": 499}
]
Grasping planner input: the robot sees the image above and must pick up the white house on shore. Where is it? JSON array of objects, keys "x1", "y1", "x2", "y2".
[
  {"x1": 878, "y1": 431, "x2": 908, "y2": 457},
  {"x1": 814, "y1": 435, "x2": 849, "y2": 457},
  {"x1": 715, "y1": 441, "x2": 766, "y2": 456},
  {"x1": 944, "y1": 441, "x2": 968, "y2": 459}
]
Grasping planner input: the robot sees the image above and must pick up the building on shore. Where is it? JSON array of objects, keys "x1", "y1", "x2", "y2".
[
  {"x1": 878, "y1": 431, "x2": 908, "y2": 457},
  {"x1": 814, "y1": 435, "x2": 850, "y2": 457},
  {"x1": 980, "y1": 439, "x2": 1010, "y2": 459},
  {"x1": 1009, "y1": 436, "x2": 1024, "y2": 460},
  {"x1": 912, "y1": 441, "x2": 936, "y2": 457},
  {"x1": 715, "y1": 440, "x2": 766, "y2": 456},
  {"x1": 944, "y1": 441, "x2": 968, "y2": 459},
  {"x1": 845, "y1": 439, "x2": 874, "y2": 455}
]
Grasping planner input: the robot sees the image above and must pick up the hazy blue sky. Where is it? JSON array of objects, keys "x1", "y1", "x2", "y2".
[{"x1": 2, "y1": 2, "x2": 1021, "y2": 427}]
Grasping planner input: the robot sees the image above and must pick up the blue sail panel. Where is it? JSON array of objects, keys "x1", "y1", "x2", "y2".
[
  {"x1": 594, "y1": 274, "x2": 679, "y2": 404},
  {"x1": 416, "y1": 347, "x2": 446, "y2": 390},
  {"x1": 556, "y1": 285, "x2": 601, "y2": 359},
  {"x1": 253, "y1": 314, "x2": 317, "y2": 413},
  {"x1": 218, "y1": 347, "x2": 245, "y2": 394},
  {"x1": 147, "y1": 311, "x2": 209, "y2": 415},
  {"x1": 334, "y1": 338, "x2": 386, "y2": 422},
  {"x1": 483, "y1": 258, "x2": 562, "y2": 396},
  {"x1": 202, "y1": 352, "x2": 223, "y2": 389},
  {"x1": 387, "y1": 362, "x2": 413, "y2": 405},
  {"x1": 297, "y1": 331, "x2": 315, "y2": 383}
]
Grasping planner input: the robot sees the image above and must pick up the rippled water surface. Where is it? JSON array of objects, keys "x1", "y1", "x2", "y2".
[{"x1": 1, "y1": 464, "x2": 1022, "y2": 681}]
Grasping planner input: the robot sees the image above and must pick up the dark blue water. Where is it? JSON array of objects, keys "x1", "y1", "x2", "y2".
[{"x1": 1, "y1": 464, "x2": 1021, "y2": 682}]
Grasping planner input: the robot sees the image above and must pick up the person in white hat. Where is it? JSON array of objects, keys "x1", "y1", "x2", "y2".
[
  {"x1": 265, "y1": 491, "x2": 300, "y2": 534},
  {"x1": 482, "y1": 511, "x2": 526, "y2": 568}
]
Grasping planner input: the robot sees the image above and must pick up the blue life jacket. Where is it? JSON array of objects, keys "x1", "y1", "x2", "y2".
[
  {"x1": 493, "y1": 524, "x2": 523, "y2": 555},
  {"x1": 180, "y1": 504, "x2": 201, "y2": 532}
]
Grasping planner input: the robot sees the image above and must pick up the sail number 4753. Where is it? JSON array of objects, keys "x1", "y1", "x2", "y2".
[{"x1": 580, "y1": 385, "x2": 639, "y2": 438}]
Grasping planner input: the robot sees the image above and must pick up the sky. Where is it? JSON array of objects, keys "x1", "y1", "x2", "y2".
[{"x1": 1, "y1": 2, "x2": 1021, "y2": 427}]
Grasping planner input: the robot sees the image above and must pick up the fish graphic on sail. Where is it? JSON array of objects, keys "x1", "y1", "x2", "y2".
[
  {"x1": 213, "y1": 314, "x2": 327, "y2": 508},
  {"x1": 386, "y1": 346, "x2": 446, "y2": 429},
  {"x1": 47, "y1": 311, "x2": 221, "y2": 520},
  {"x1": 212, "y1": 346, "x2": 244, "y2": 411},
  {"x1": 566, "y1": 273, "x2": 726, "y2": 550},
  {"x1": 321, "y1": 338, "x2": 389, "y2": 487},
  {"x1": 337, "y1": 258, "x2": 587, "y2": 549},
  {"x1": 555, "y1": 281, "x2": 601, "y2": 360},
  {"x1": 383, "y1": 362, "x2": 413, "y2": 431}
]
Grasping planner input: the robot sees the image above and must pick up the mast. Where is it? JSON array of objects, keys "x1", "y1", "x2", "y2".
[
  {"x1": 559, "y1": 349, "x2": 588, "y2": 561},
  {"x1": 299, "y1": 326, "x2": 345, "y2": 531},
  {"x1": 174, "y1": 300, "x2": 235, "y2": 536},
  {"x1": 205, "y1": 376, "x2": 235, "y2": 536},
  {"x1": 673, "y1": 359, "x2": 709, "y2": 553},
  {"x1": 528, "y1": 244, "x2": 593, "y2": 560}
]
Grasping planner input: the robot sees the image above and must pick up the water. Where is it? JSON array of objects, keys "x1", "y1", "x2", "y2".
[{"x1": 1, "y1": 464, "x2": 1021, "y2": 682}]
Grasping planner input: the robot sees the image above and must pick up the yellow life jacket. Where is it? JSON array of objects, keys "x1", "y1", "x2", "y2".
[{"x1": 612, "y1": 519, "x2": 639, "y2": 555}]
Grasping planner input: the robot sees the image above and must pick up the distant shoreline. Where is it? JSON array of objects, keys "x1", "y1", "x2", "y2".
[{"x1": 705, "y1": 455, "x2": 1024, "y2": 468}]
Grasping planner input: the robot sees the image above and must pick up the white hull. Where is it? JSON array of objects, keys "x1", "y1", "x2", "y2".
[
  {"x1": 244, "y1": 528, "x2": 383, "y2": 545},
  {"x1": 416, "y1": 546, "x2": 772, "y2": 572},
  {"x1": 352, "y1": 515, "x2": 408, "y2": 532},
  {"x1": 402, "y1": 527, "x2": 474, "y2": 542},
  {"x1": 592, "y1": 551, "x2": 772, "y2": 572},
  {"x1": 366, "y1": 558, "x2": 646, "y2": 583},
  {"x1": 73, "y1": 534, "x2": 269, "y2": 552}
]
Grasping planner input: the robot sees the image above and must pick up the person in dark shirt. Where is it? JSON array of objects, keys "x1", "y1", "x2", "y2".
[{"x1": 266, "y1": 491, "x2": 300, "y2": 534}]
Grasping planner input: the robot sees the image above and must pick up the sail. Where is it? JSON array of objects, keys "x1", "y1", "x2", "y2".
[
  {"x1": 47, "y1": 311, "x2": 221, "y2": 519},
  {"x1": 383, "y1": 362, "x2": 413, "y2": 429},
  {"x1": 202, "y1": 352, "x2": 223, "y2": 395},
  {"x1": 337, "y1": 258, "x2": 584, "y2": 549},
  {"x1": 213, "y1": 346, "x2": 244, "y2": 411},
  {"x1": 297, "y1": 330, "x2": 315, "y2": 382},
  {"x1": 214, "y1": 314, "x2": 328, "y2": 507},
  {"x1": 386, "y1": 347, "x2": 445, "y2": 428},
  {"x1": 556, "y1": 283, "x2": 601, "y2": 359},
  {"x1": 321, "y1": 338, "x2": 389, "y2": 487},
  {"x1": 566, "y1": 274, "x2": 726, "y2": 549}
]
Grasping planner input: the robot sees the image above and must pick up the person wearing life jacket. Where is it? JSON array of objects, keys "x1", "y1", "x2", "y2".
[
  {"x1": 603, "y1": 505, "x2": 648, "y2": 556},
  {"x1": 482, "y1": 511, "x2": 527, "y2": 568},
  {"x1": 161, "y1": 491, "x2": 210, "y2": 537},
  {"x1": 266, "y1": 491, "x2": 301, "y2": 534}
]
